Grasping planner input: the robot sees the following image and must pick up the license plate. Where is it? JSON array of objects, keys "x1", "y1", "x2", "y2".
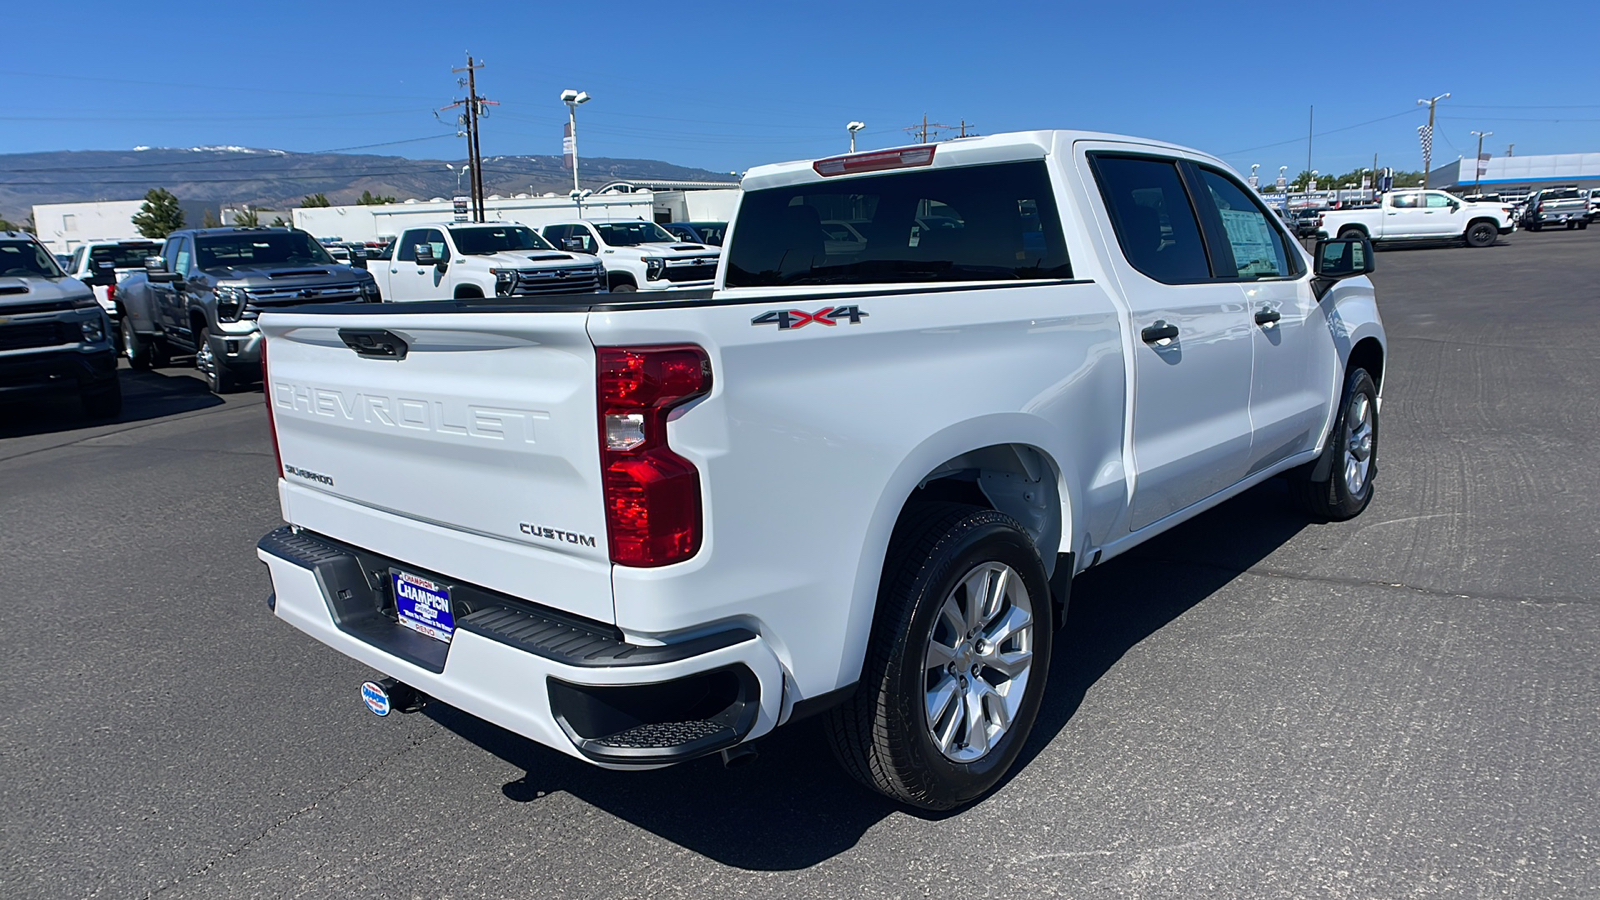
[{"x1": 391, "y1": 569, "x2": 454, "y2": 643}]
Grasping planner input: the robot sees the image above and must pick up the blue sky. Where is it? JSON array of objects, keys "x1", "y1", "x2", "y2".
[{"x1": 5, "y1": 0, "x2": 1598, "y2": 180}]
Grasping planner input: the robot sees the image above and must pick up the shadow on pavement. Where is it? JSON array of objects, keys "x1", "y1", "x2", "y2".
[
  {"x1": 0, "y1": 364, "x2": 228, "y2": 439},
  {"x1": 427, "y1": 478, "x2": 1312, "y2": 870}
]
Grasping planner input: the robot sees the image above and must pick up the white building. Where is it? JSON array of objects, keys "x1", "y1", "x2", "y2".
[
  {"x1": 31, "y1": 200, "x2": 145, "y2": 254},
  {"x1": 1425, "y1": 151, "x2": 1600, "y2": 198},
  {"x1": 292, "y1": 192, "x2": 662, "y2": 244}
]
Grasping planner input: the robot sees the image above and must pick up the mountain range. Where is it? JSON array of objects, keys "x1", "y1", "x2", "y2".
[{"x1": 0, "y1": 146, "x2": 737, "y2": 223}]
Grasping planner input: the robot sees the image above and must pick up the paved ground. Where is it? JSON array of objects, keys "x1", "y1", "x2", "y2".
[{"x1": 3, "y1": 229, "x2": 1597, "y2": 899}]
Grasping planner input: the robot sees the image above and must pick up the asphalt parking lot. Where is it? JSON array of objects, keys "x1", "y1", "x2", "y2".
[{"x1": 3, "y1": 229, "x2": 1597, "y2": 900}]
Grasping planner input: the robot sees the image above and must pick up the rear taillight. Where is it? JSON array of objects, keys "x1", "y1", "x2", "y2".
[
  {"x1": 262, "y1": 338, "x2": 284, "y2": 479},
  {"x1": 106, "y1": 282, "x2": 116, "y2": 307},
  {"x1": 596, "y1": 345, "x2": 711, "y2": 567}
]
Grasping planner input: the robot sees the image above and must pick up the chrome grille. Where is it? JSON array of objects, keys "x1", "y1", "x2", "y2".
[{"x1": 511, "y1": 268, "x2": 604, "y2": 295}]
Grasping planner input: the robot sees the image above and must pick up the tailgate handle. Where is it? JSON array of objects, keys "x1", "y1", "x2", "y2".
[{"x1": 338, "y1": 328, "x2": 408, "y2": 360}]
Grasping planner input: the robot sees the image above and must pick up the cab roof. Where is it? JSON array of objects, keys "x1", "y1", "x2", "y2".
[{"x1": 741, "y1": 130, "x2": 1222, "y2": 192}]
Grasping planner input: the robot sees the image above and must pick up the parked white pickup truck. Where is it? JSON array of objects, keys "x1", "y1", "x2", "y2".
[
  {"x1": 540, "y1": 219, "x2": 719, "y2": 292},
  {"x1": 1316, "y1": 189, "x2": 1513, "y2": 247},
  {"x1": 256, "y1": 131, "x2": 1387, "y2": 810},
  {"x1": 370, "y1": 222, "x2": 604, "y2": 301}
]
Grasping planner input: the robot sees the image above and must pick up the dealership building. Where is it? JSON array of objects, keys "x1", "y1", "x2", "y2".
[{"x1": 1425, "y1": 151, "x2": 1600, "y2": 197}]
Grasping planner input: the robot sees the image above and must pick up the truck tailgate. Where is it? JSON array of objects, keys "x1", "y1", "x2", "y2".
[{"x1": 259, "y1": 308, "x2": 613, "y2": 622}]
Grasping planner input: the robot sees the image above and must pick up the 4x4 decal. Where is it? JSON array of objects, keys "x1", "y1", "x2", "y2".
[{"x1": 751, "y1": 305, "x2": 869, "y2": 330}]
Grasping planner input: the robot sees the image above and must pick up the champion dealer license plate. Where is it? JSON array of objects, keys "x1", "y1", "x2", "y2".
[{"x1": 391, "y1": 570, "x2": 455, "y2": 643}]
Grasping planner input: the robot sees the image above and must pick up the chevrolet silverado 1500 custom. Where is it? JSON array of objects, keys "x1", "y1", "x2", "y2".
[
  {"x1": 1316, "y1": 189, "x2": 1513, "y2": 247},
  {"x1": 256, "y1": 131, "x2": 1387, "y2": 810}
]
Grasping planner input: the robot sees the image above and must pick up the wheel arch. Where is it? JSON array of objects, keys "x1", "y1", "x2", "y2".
[
  {"x1": 836, "y1": 421, "x2": 1079, "y2": 692},
  {"x1": 1347, "y1": 335, "x2": 1385, "y2": 390},
  {"x1": 1335, "y1": 222, "x2": 1370, "y2": 238},
  {"x1": 453, "y1": 284, "x2": 485, "y2": 299},
  {"x1": 608, "y1": 271, "x2": 638, "y2": 291}
]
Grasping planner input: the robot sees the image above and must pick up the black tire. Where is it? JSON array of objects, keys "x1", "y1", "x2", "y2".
[
  {"x1": 123, "y1": 317, "x2": 153, "y2": 371},
  {"x1": 1288, "y1": 367, "x2": 1379, "y2": 521},
  {"x1": 1337, "y1": 228, "x2": 1366, "y2": 242},
  {"x1": 81, "y1": 376, "x2": 122, "y2": 419},
  {"x1": 195, "y1": 325, "x2": 237, "y2": 394},
  {"x1": 1464, "y1": 221, "x2": 1497, "y2": 248},
  {"x1": 1529, "y1": 223, "x2": 1542, "y2": 232},
  {"x1": 609, "y1": 280, "x2": 637, "y2": 293},
  {"x1": 824, "y1": 502, "x2": 1053, "y2": 810},
  {"x1": 1579, "y1": 221, "x2": 1589, "y2": 231}
]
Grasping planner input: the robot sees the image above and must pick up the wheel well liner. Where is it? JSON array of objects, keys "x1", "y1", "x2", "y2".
[
  {"x1": 900, "y1": 443, "x2": 1069, "y2": 623},
  {"x1": 1347, "y1": 336, "x2": 1384, "y2": 389}
]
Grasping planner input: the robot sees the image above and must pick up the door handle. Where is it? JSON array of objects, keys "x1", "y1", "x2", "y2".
[
  {"x1": 1141, "y1": 321, "x2": 1179, "y2": 344},
  {"x1": 1254, "y1": 309, "x2": 1281, "y2": 326}
]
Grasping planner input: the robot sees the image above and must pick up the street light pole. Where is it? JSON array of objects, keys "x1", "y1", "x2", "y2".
[
  {"x1": 1417, "y1": 92, "x2": 1451, "y2": 189},
  {"x1": 560, "y1": 89, "x2": 590, "y2": 199},
  {"x1": 1471, "y1": 130, "x2": 1493, "y2": 194},
  {"x1": 847, "y1": 121, "x2": 865, "y2": 153}
]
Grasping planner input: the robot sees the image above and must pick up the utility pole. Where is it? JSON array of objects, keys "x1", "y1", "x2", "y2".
[
  {"x1": 1507, "y1": 143, "x2": 1514, "y2": 157},
  {"x1": 1471, "y1": 130, "x2": 1493, "y2": 194},
  {"x1": 1417, "y1": 92, "x2": 1450, "y2": 190},
  {"x1": 905, "y1": 114, "x2": 952, "y2": 143},
  {"x1": 442, "y1": 55, "x2": 497, "y2": 223},
  {"x1": 1306, "y1": 106, "x2": 1314, "y2": 181},
  {"x1": 955, "y1": 120, "x2": 977, "y2": 138}
]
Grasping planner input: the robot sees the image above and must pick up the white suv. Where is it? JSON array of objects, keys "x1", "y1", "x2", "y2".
[{"x1": 541, "y1": 219, "x2": 719, "y2": 292}]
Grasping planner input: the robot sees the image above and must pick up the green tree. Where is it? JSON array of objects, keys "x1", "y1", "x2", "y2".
[
  {"x1": 202, "y1": 209, "x2": 220, "y2": 228},
  {"x1": 302, "y1": 193, "x2": 331, "y2": 208},
  {"x1": 132, "y1": 188, "x2": 185, "y2": 238},
  {"x1": 356, "y1": 190, "x2": 396, "y2": 206},
  {"x1": 232, "y1": 206, "x2": 260, "y2": 227},
  {"x1": 270, "y1": 216, "x2": 288, "y2": 227},
  {"x1": 0, "y1": 217, "x2": 20, "y2": 232}
]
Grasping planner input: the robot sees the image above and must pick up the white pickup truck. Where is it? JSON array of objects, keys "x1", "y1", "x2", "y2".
[
  {"x1": 370, "y1": 222, "x2": 605, "y2": 301},
  {"x1": 539, "y1": 219, "x2": 719, "y2": 292},
  {"x1": 1316, "y1": 189, "x2": 1514, "y2": 247},
  {"x1": 256, "y1": 131, "x2": 1387, "y2": 810}
]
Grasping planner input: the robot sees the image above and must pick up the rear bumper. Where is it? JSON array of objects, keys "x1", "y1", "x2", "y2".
[{"x1": 257, "y1": 526, "x2": 784, "y2": 767}]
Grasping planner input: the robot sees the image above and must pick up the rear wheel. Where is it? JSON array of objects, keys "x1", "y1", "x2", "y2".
[
  {"x1": 1464, "y1": 221, "x2": 1497, "y2": 248},
  {"x1": 825, "y1": 503, "x2": 1052, "y2": 810},
  {"x1": 195, "y1": 325, "x2": 237, "y2": 394},
  {"x1": 1337, "y1": 228, "x2": 1366, "y2": 242},
  {"x1": 1289, "y1": 367, "x2": 1379, "y2": 521}
]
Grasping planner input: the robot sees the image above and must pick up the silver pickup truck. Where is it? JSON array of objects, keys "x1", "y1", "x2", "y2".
[{"x1": 1521, "y1": 188, "x2": 1591, "y2": 231}]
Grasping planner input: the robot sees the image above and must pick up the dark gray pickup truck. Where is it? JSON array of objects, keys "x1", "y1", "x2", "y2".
[{"x1": 118, "y1": 227, "x2": 380, "y2": 393}]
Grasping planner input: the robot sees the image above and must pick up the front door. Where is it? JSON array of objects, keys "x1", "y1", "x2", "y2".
[
  {"x1": 1191, "y1": 167, "x2": 1339, "y2": 474},
  {"x1": 387, "y1": 229, "x2": 449, "y2": 301},
  {"x1": 1085, "y1": 151, "x2": 1256, "y2": 532}
]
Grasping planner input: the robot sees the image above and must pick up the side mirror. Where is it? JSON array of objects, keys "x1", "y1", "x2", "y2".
[
  {"x1": 1311, "y1": 236, "x2": 1373, "y2": 299},
  {"x1": 145, "y1": 256, "x2": 178, "y2": 283},
  {"x1": 412, "y1": 244, "x2": 435, "y2": 266}
]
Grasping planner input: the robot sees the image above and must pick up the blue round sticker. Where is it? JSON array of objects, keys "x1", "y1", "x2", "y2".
[{"x1": 360, "y1": 681, "x2": 392, "y2": 717}]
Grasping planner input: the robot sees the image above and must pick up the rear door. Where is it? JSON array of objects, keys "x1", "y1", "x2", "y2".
[
  {"x1": 1082, "y1": 149, "x2": 1255, "y2": 531},
  {"x1": 260, "y1": 307, "x2": 614, "y2": 622}
]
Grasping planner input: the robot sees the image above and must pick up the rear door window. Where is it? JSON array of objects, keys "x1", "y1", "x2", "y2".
[
  {"x1": 1089, "y1": 155, "x2": 1212, "y2": 284},
  {"x1": 724, "y1": 160, "x2": 1071, "y2": 288}
]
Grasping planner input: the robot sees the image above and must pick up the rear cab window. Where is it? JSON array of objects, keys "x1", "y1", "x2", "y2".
[{"x1": 724, "y1": 160, "x2": 1072, "y2": 287}]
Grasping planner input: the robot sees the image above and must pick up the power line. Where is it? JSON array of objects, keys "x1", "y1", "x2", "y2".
[{"x1": 1223, "y1": 107, "x2": 1422, "y2": 155}]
